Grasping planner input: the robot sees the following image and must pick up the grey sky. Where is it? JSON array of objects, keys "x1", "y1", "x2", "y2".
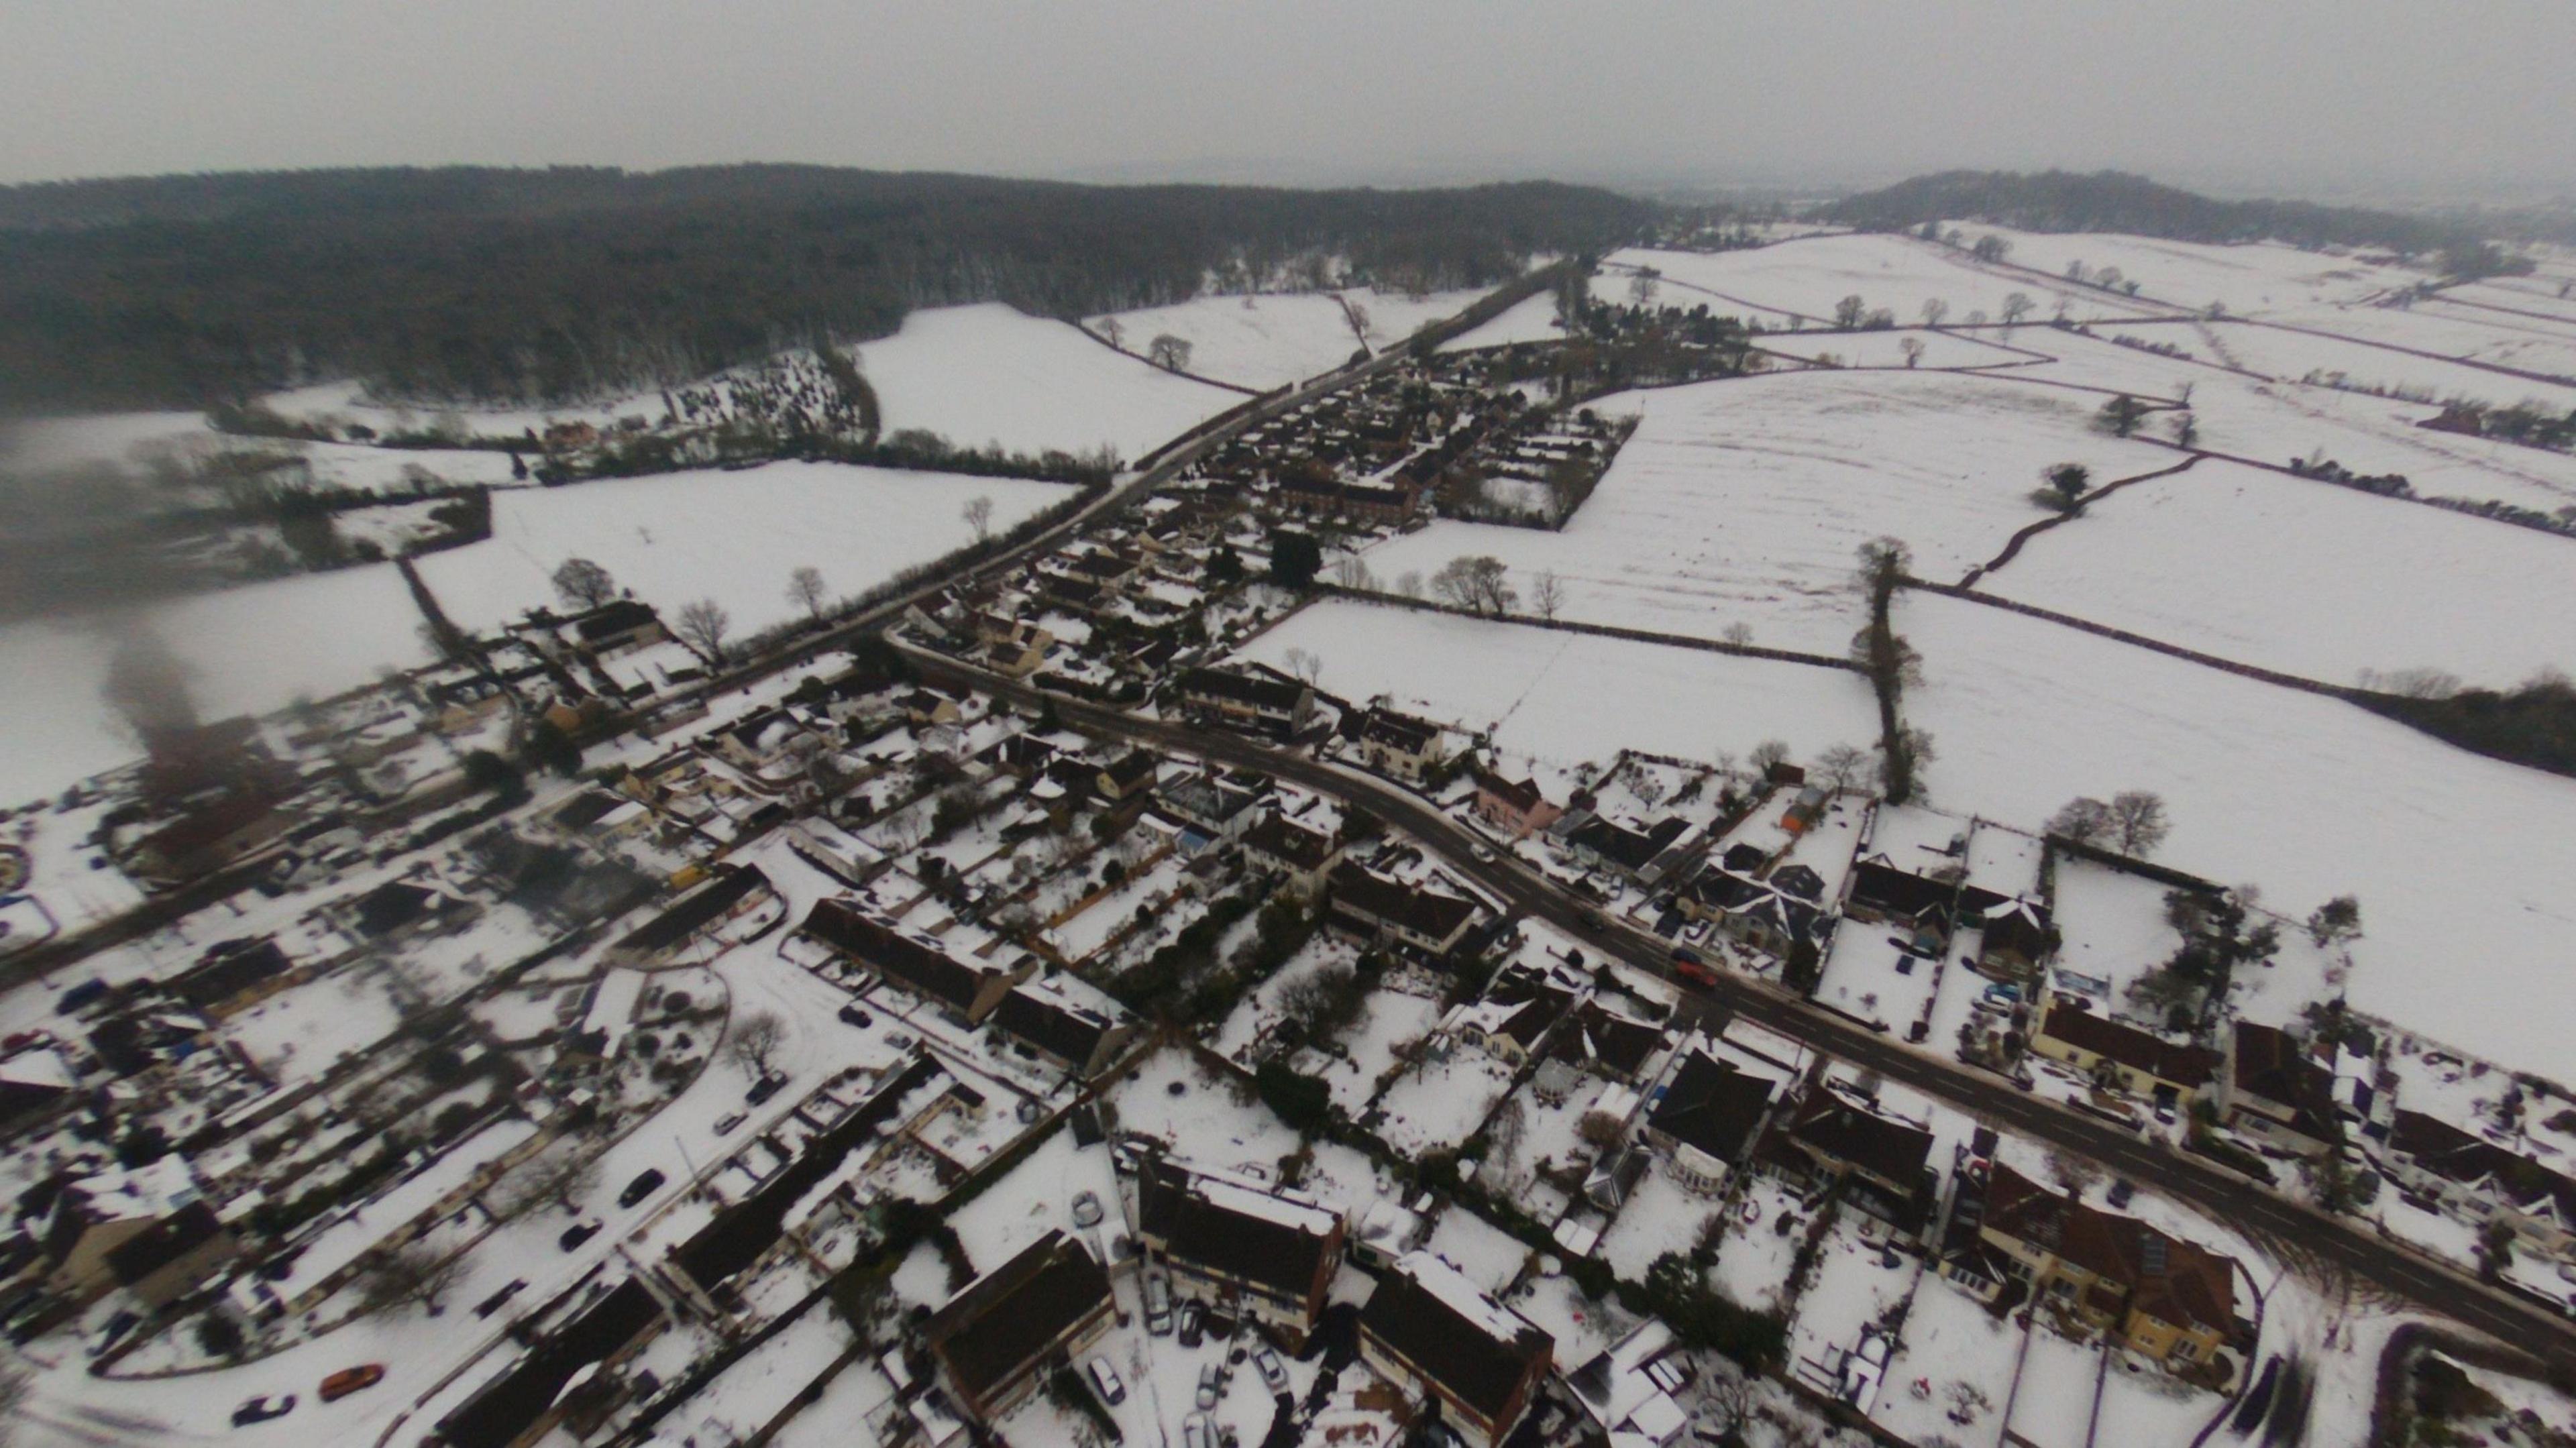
[{"x1": 5, "y1": 0, "x2": 2570, "y2": 197}]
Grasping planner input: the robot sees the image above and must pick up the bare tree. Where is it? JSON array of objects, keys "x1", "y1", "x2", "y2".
[
  {"x1": 786, "y1": 565, "x2": 828, "y2": 622},
  {"x1": 1919, "y1": 298, "x2": 1949, "y2": 328},
  {"x1": 726, "y1": 1009, "x2": 787, "y2": 1082},
  {"x1": 2045, "y1": 796, "x2": 2115, "y2": 846},
  {"x1": 1833, "y1": 294, "x2": 1868, "y2": 329},
  {"x1": 1430, "y1": 555, "x2": 1515, "y2": 616},
  {"x1": 493, "y1": 1150, "x2": 602, "y2": 1221},
  {"x1": 1815, "y1": 744, "x2": 1870, "y2": 790},
  {"x1": 1898, "y1": 336, "x2": 1927, "y2": 368},
  {"x1": 2108, "y1": 790, "x2": 2170, "y2": 857},
  {"x1": 2000, "y1": 292, "x2": 2035, "y2": 327},
  {"x1": 1147, "y1": 334, "x2": 1193, "y2": 372},
  {"x1": 961, "y1": 494, "x2": 994, "y2": 544},
  {"x1": 1627, "y1": 267, "x2": 1660, "y2": 307},
  {"x1": 552, "y1": 557, "x2": 618, "y2": 611},
  {"x1": 1282, "y1": 647, "x2": 1323, "y2": 685},
  {"x1": 1531, "y1": 569, "x2": 1565, "y2": 621},
  {"x1": 675, "y1": 598, "x2": 733, "y2": 665},
  {"x1": 1722, "y1": 622, "x2": 1754, "y2": 647},
  {"x1": 1747, "y1": 739, "x2": 1790, "y2": 779},
  {"x1": 362, "y1": 1242, "x2": 468, "y2": 1317},
  {"x1": 1395, "y1": 569, "x2": 1423, "y2": 599},
  {"x1": 1329, "y1": 555, "x2": 1377, "y2": 590},
  {"x1": 1095, "y1": 317, "x2": 1126, "y2": 350}
]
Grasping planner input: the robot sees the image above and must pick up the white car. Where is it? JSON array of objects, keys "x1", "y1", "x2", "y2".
[
  {"x1": 1144, "y1": 1272, "x2": 1173, "y2": 1335},
  {"x1": 1196, "y1": 1361, "x2": 1224, "y2": 1410},
  {"x1": 1071, "y1": 1190, "x2": 1104, "y2": 1228},
  {"x1": 1252, "y1": 1345, "x2": 1287, "y2": 1392},
  {"x1": 1183, "y1": 1415, "x2": 1213, "y2": 1448},
  {"x1": 1086, "y1": 1355, "x2": 1126, "y2": 1406}
]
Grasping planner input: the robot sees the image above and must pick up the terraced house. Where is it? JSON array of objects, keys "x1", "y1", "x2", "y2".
[{"x1": 1968, "y1": 1165, "x2": 2245, "y2": 1380}]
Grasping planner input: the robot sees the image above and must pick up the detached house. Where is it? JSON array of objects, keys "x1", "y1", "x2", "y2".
[
  {"x1": 605, "y1": 864, "x2": 776, "y2": 967},
  {"x1": 2031, "y1": 996, "x2": 2220, "y2": 1112},
  {"x1": 924, "y1": 1230, "x2": 1116, "y2": 1423},
  {"x1": 34, "y1": 1158, "x2": 235, "y2": 1308},
  {"x1": 1352, "y1": 708, "x2": 1448, "y2": 785},
  {"x1": 1327, "y1": 862, "x2": 1483, "y2": 960},
  {"x1": 1359, "y1": 1252, "x2": 1555, "y2": 1448},
  {"x1": 1135, "y1": 1155, "x2": 1344, "y2": 1345},
  {"x1": 1240, "y1": 814, "x2": 1346, "y2": 899},
  {"x1": 568, "y1": 600, "x2": 666, "y2": 658},
  {"x1": 2377, "y1": 1110, "x2": 2576, "y2": 1262},
  {"x1": 1468, "y1": 767, "x2": 1561, "y2": 840},
  {"x1": 1763, "y1": 1087, "x2": 1937, "y2": 1234},
  {"x1": 2224, "y1": 1022, "x2": 2340, "y2": 1158},
  {"x1": 1644, "y1": 1050, "x2": 1782, "y2": 1193},
  {"x1": 989, "y1": 979, "x2": 1140, "y2": 1080}
]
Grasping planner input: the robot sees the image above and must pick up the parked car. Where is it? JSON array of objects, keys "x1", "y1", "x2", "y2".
[
  {"x1": 745, "y1": 1074, "x2": 788, "y2": 1106},
  {"x1": 714, "y1": 1112, "x2": 747, "y2": 1135},
  {"x1": 1087, "y1": 1355, "x2": 1127, "y2": 1406},
  {"x1": 1195, "y1": 1361, "x2": 1223, "y2": 1410},
  {"x1": 1143, "y1": 1272, "x2": 1173, "y2": 1335},
  {"x1": 1252, "y1": 1345, "x2": 1287, "y2": 1392},
  {"x1": 472, "y1": 1279, "x2": 529, "y2": 1319},
  {"x1": 559, "y1": 1219, "x2": 602, "y2": 1251},
  {"x1": 837, "y1": 1003, "x2": 873, "y2": 1028},
  {"x1": 318, "y1": 1364, "x2": 386, "y2": 1402},
  {"x1": 2107, "y1": 1177, "x2": 2137, "y2": 1208},
  {"x1": 231, "y1": 1394, "x2": 296, "y2": 1426},
  {"x1": 1177, "y1": 1299, "x2": 1205, "y2": 1348},
  {"x1": 619, "y1": 1168, "x2": 667, "y2": 1208},
  {"x1": 1183, "y1": 1414, "x2": 1213, "y2": 1448},
  {"x1": 1071, "y1": 1190, "x2": 1104, "y2": 1228},
  {"x1": 1470, "y1": 843, "x2": 1495, "y2": 862}
]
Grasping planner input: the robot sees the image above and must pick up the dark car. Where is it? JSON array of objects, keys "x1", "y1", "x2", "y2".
[
  {"x1": 745, "y1": 1074, "x2": 788, "y2": 1107},
  {"x1": 837, "y1": 1003, "x2": 873, "y2": 1028},
  {"x1": 559, "y1": 1220, "x2": 602, "y2": 1251},
  {"x1": 618, "y1": 1168, "x2": 667, "y2": 1208},
  {"x1": 1177, "y1": 1299, "x2": 1205, "y2": 1349},
  {"x1": 231, "y1": 1394, "x2": 296, "y2": 1426},
  {"x1": 472, "y1": 1278, "x2": 529, "y2": 1319}
]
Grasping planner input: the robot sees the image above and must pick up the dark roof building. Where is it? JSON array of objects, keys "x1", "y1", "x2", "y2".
[
  {"x1": 1645, "y1": 1051, "x2": 1780, "y2": 1180},
  {"x1": 1326, "y1": 862, "x2": 1481, "y2": 958},
  {"x1": 1359, "y1": 1252, "x2": 1554, "y2": 1448},
  {"x1": 1134, "y1": 1156, "x2": 1344, "y2": 1343},
  {"x1": 924, "y1": 1231, "x2": 1116, "y2": 1421},
  {"x1": 989, "y1": 984, "x2": 1136, "y2": 1080},
  {"x1": 798, "y1": 900, "x2": 1030, "y2": 1023}
]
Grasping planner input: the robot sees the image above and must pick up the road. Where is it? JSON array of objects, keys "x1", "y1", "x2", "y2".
[{"x1": 902, "y1": 649, "x2": 2576, "y2": 1384}]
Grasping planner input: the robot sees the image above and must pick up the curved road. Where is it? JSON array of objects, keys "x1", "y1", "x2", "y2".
[{"x1": 904, "y1": 648, "x2": 2576, "y2": 1387}]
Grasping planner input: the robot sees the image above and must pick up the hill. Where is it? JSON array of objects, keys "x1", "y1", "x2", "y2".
[
  {"x1": 0, "y1": 165, "x2": 1652, "y2": 410},
  {"x1": 1818, "y1": 168, "x2": 2518, "y2": 273}
]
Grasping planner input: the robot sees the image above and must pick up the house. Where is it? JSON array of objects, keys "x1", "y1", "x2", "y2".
[
  {"x1": 1644, "y1": 1050, "x2": 1782, "y2": 1193},
  {"x1": 549, "y1": 789, "x2": 653, "y2": 843},
  {"x1": 1157, "y1": 774, "x2": 1263, "y2": 849},
  {"x1": 1239, "y1": 814, "x2": 1346, "y2": 899},
  {"x1": 922, "y1": 1230, "x2": 1115, "y2": 1423},
  {"x1": 0, "y1": 1051, "x2": 76, "y2": 1137},
  {"x1": 2224, "y1": 1021, "x2": 2339, "y2": 1158},
  {"x1": 2031, "y1": 995, "x2": 2221, "y2": 1111},
  {"x1": 1176, "y1": 665, "x2": 1313, "y2": 738},
  {"x1": 1547, "y1": 1000, "x2": 1668, "y2": 1083},
  {"x1": 715, "y1": 707, "x2": 810, "y2": 771},
  {"x1": 1978, "y1": 898, "x2": 2057, "y2": 977},
  {"x1": 970, "y1": 614, "x2": 1055, "y2": 679},
  {"x1": 125, "y1": 791, "x2": 290, "y2": 885},
  {"x1": 1095, "y1": 750, "x2": 1162, "y2": 803},
  {"x1": 797, "y1": 900, "x2": 1034, "y2": 1024},
  {"x1": 34, "y1": 1158, "x2": 217, "y2": 1306},
  {"x1": 1781, "y1": 785, "x2": 1832, "y2": 835},
  {"x1": 1764, "y1": 1086, "x2": 1937, "y2": 1234},
  {"x1": 902, "y1": 689, "x2": 965, "y2": 730},
  {"x1": 1448, "y1": 969, "x2": 1576, "y2": 1065},
  {"x1": 1714, "y1": 886, "x2": 1828, "y2": 958},
  {"x1": 101, "y1": 1201, "x2": 239, "y2": 1310},
  {"x1": 604, "y1": 865, "x2": 776, "y2": 966},
  {"x1": 1562, "y1": 814, "x2": 1693, "y2": 885},
  {"x1": 348, "y1": 879, "x2": 478, "y2": 942},
  {"x1": 1469, "y1": 767, "x2": 1561, "y2": 840},
  {"x1": 1326, "y1": 862, "x2": 1482, "y2": 960},
  {"x1": 1352, "y1": 708, "x2": 1447, "y2": 785},
  {"x1": 1279, "y1": 474, "x2": 1422, "y2": 526},
  {"x1": 1566, "y1": 1321, "x2": 1697, "y2": 1447},
  {"x1": 989, "y1": 980, "x2": 1140, "y2": 1080},
  {"x1": 2377, "y1": 1110, "x2": 2576, "y2": 1260},
  {"x1": 1134, "y1": 1155, "x2": 1345, "y2": 1345},
  {"x1": 1971, "y1": 1165, "x2": 2243, "y2": 1376},
  {"x1": 569, "y1": 599, "x2": 666, "y2": 658},
  {"x1": 1358, "y1": 1252, "x2": 1554, "y2": 1448},
  {"x1": 167, "y1": 936, "x2": 300, "y2": 1019}
]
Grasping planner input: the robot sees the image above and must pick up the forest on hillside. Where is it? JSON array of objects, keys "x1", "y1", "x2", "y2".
[
  {"x1": 1819, "y1": 169, "x2": 2525, "y2": 274},
  {"x1": 0, "y1": 166, "x2": 1653, "y2": 410}
]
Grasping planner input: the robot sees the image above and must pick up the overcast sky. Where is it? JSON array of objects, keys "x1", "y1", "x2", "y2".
[{"x1": 5, "y1": 0, "x2": 2571, "y2": 198}]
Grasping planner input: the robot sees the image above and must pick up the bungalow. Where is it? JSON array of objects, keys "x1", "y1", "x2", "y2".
[
  {"x1": 1352, "y1": 708, "x2": 1447, "y2": 785},
  {"x1": 798, "y1": 900, "x2": 1034, "y2": 1025},
  {"x1": 924, "y1": 1230, "x2": 1116, "y2": 1423},
  {"x1": 1972, "y1": 1165, "x2": 2242, "y2": 1375},
  {"x1": 1546, "y1": 999, "x2": 1668, "y2": 1083},
  {"x1": 1326, "y1": 862, "x2": 1482, "y2": 960},
  {"x1": 549, "y1": 788, "x2": 653, "y2": 844},
  {"x1": 1448, "y1": 970, "x2": 1577, "y2": 1065},
  {"x1": 715, "y1": 707, "x2": 810, "y2": 771},
  {"x1": 348, "y1": 878, "x2": 479, "y2": 943},
  {"x1": 1135, "y1": 1155, "x2": 1345, "y2": 1345},
  {"x1": 1644, "y1": 1050, "x2": 1782, "y2": 1193},
  {"x1": 2031, "y1": 996, "x2": 2221, "y2": 1111},
  {"x1": 1239, "y1": 814, "x2": 1346, "y2": 899},
  {"x1": 1176, "y1": 665, "x2": 1313, "y2": 738},
  {"x1": 1978, "y1": 898, "x2": 2057, "y2": 977},
  {"x1": 1468, "y1": 767, "x2": 1561, "y2": 840},
  {"x1": 1561, "y1": 814, "x2": 1693, "y2": 885},
  {"x1": 2224, "y1": 1021, "x2": 2339, "y2": 1158},
  {"x1": 1358, "y1": 1252, "x2": 1555, "y2": 1448},
  {"x1": 1764, "y1": 1086, "x2": 1937, "y2": 1235},
  {"x1": 605, "y1": 865, "x2": 776, "y2": 966},
  {"x1": 989, "y1": 981, "x2": 1140, "y2": 1080}
]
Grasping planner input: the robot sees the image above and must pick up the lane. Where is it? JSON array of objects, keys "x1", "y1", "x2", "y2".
[{"x1": 904, "y1": 648, "x2": 2576, "y2": 1382}]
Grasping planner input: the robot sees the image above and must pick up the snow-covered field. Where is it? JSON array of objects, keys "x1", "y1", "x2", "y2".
[
  {"x1": 1355, "y1": 370, "x2": 2172, "y2": 653},
  {"x1": 1089, "y1": 285, "x2": 1489, "y2": 390},
  {"x1": 1237, "y1": 600, "x2": 1880, "y2": 771},
  {"x1": 1605, "y1": 235, "x2": 2164, "y2": 328},
  {"x1": 1898, "y1": 590, "x2": 2576, "y2": 1077},
  {"x1": 420, "y1": 460, "x2": 1072, "y2": 635},
  {"x1": 852, "y1": 302, "x2": 1245, "y2": 459},
  {"x1": 1952, "y1": 225, "x2": 2423, "y2": 317},
  {"x1": 1437, "y1": 290, "x2": 1566, "y2": 353},
  {"x1": 1986, "y1": 457, "x2": 2576, "y2": 687},
  {"x1": 2265, "y1": 302, "x2": 2576, "y2": 386}
]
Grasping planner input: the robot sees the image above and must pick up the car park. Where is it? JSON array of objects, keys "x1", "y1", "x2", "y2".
[
  {"x1": 231, "y1": 1395, "x2": 296, "y2": 1426},
  {"x1": 619, "y1": 1168, "x2": 667, "y2": 1207}
]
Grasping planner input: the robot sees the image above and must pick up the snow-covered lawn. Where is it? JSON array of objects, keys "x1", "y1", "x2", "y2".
[
  {"x1": 2271, "y1": 301, "x2": 2576, "y2": 387},
  {"x1": 1605, "y1": 235, "x2": 2163, "y2": 328},
  {"x1": 1985, "y1": 457, "x2": 2576, "y2": 688},
  {"x1": 1870, "y1": 1275, "x2": 2023, "y2": 1448},
  {"x1": 1898, "y1": 590, "x2": 2576, "y2": 1077},
  {"x1": 853, "y1": 302, "x2": 1242, "y2": 459},
  {"x1": 1711, "y1": 1176, "x2": 1807, "y2": 1311},
  {"x1": 1238, "y1": 600, "x2": 1879, "y2": 773},
  {"x1": 421, "y1": 459, "x2": 1073, "y2": 635},
  {"x1": 1373, "y1": 1048, "x2": 1516, "y2": 1160},
  {"x1": 2002, "y1": 1329, "x2": 2106, "y2": 1448},
  {"x1": 1352, "y1": 369, "x2": 2172, "y2": 654},
  {"x1": 1784, "y1": 1225, "x2": 1914, "y2": 1392},
  {"x1": 1597, "y1": 1165, "x2": 1721, "y2": 1281}
]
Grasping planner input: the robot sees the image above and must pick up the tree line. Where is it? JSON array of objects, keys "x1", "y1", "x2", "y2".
[{"x1": 0, "y1": 165, "x2": 1653, "y2": 410}]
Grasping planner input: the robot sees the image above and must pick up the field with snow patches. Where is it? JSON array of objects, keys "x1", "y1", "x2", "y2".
[
  {"x1": 1354, "y1": 370, "x2": 2171, "y2": 654},
  {"x1": 1089, "y1": 285, "x2": 1490, "y2": 390},
  {"x1": 1237, "y1": 600, "x2": 1879, "y2": 771},
  {"x1": 0, "y1": 565, "x2": 433, "y2": 807},
  {"x1": 419, "y1": 460, "x2": 1072, "y2": 634},
  {"x1": 1605, "y1": 235, "x2": 2163, "y2": 327},
  {"x1": 1951, "y1": 225, "x2": 2425, "y2": 317},
  {"x1": 1898, "y1": 590, "x2": 2576, "y2": 1077},
  {"x1": 1986, "y1": 457, "x2": 2576, "y2": 687},
  {"x1": 851, "y1": 302, "x2": 1242, "y2": 460}
]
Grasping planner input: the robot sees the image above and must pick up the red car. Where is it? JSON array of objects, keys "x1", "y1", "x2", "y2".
[{"x1": 319, "y1": 1363, "x2": 385, "y2": 1402}]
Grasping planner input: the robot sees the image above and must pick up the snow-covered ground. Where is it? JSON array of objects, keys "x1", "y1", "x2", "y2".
[
  {"x1": 1986, "y1": 457, "x2": 2576, "y2": 688},
  {"x1": 851, "y1": 302, "x2": 1242, "y2": 460},
  {"x1": 1605, "y1": 235, "x2": 2166, "y2": 329},
  {"x1": 2265, "y1": 302, "x2": 2576, "y2": 386},
  {"x1": 1236, "y1": 600, "x2": 1880, "y2": 773},
  {"x1": 1354, "y1": 370, "x2": 2171, "y2": 654},
  {"x1": 1898, "y1": 589, "x2": 2576, "y2": 1077},
  {"x1": 1089, "y1": 284, "x2": 1489, "y2": 390},
  {"x1": 1951, "y1": 226, "x2": 2425, "y2": 317},
  {"x1": 1436, "y1": 290, "x2": 1566, "y2": 353}
]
